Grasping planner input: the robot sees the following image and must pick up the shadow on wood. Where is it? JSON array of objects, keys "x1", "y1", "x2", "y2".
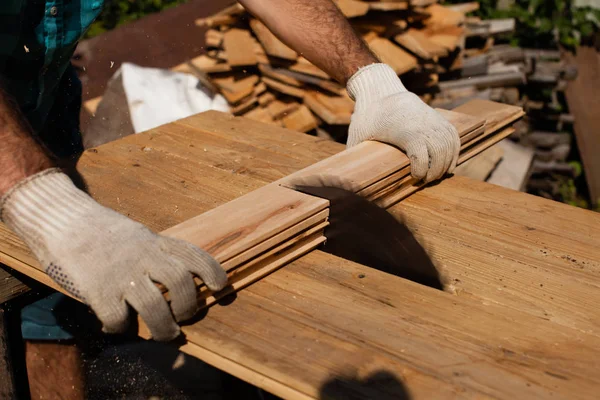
[{"x1": 319, "y1": 370, "x2": 411, "y2": 400}]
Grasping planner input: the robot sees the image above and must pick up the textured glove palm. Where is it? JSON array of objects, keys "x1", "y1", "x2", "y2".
[
  {"x1": 347, "y1": 64, "x2": 460, "y2": 183},
  {"x1": 0, "y1": 169, "x2": 228, "y2": 341}
]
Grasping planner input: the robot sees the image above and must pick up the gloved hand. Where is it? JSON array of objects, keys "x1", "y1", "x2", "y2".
[
  {"x1": 0, "y1": 169, "x2": 228, "y2": 341},
  {"x1": 347, "y1": 63, "x2": 460, "y2": 183}
]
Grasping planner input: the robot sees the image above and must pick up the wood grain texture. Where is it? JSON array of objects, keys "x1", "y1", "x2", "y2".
[
  {"x1": 564, "y1": 47, "x2": 600, "y2": 206},
  {"x1": 163, "y1": 183, "x2": 328, "y2": 269},
  {"x1": 1, "y1": 105, "x2": 599, "y2": 399}
]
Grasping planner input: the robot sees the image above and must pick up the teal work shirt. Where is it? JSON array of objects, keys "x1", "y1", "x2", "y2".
[{"x1": 0, "y1": 0, "x2": 103, "y2": 149}]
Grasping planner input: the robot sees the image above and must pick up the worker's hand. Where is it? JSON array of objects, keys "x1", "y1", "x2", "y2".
[
  {"x1": 347, "y1": 63, "x2": 460, "y2": 183},
  {"x1": 0, "y1": 169, "x2": 227, "y2": 341}
]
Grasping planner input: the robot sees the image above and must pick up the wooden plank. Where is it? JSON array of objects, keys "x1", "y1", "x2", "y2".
[
  {"x1": 261, "y1": 65, "x2": 344, "y2": 95},
  {"x1": 257, "y1": 92, "x2": 275, "y2": 106},
  {"x1": 250, "y1": 19, "x2": 298, "y2": 61},
  {"x1": 334, "y1": 0, "x2": 370, "y2": 18},
  {"x1": 303, "y1": 90, "x2": 354, "y2": 125},
  {"x1": 0, "y1": 268, "x2": 28, "y2": 304},
  {"x1": 453, "y1": 144, "x2": 504, "y2": 181},
  {"x1": 369, "y1": 1, "x2": 409, "y2": 11},
  {"x1": 288, "y1": 57, "x2": 330, "y2": 80},
  {"x1": 564, "y1": 47, "x2": 600, "y2": 206},
  {"x1": 205, "y1": 29, "x2": 223, "y2": 48},
  {"x1": 174, "y1": 55, "x2": 231, "y2": 74},
  {"x1": 258, "y1": 64, "x2": 303, "y2": 87},
  {"x1": 262, "y1": 77, "x2": 306, "y2": 98},
  {"x1": 467, "y1": 18, "x2": 516, "y2": 37},
  {"x1": 213, "y1": 75, "x2": 259, "y2": 104},
  {"x1": 446, "y1": 2, "x2": 480, "y2": 13},
  {"x1": 423, "y1": 4, "x2": 465, "y2": 31},
  {"x1": 223, "y1": 28, "x2": 258, "y2": 67},
  {"x1": 163, "y1": 184, "x2": 327, "y2": 267},
  {"x1": 266, "y1": 99, "x2": 300, "y2": 120},
  {"x1": 281, "y1": 105, "x2": 318, "y2": 133},
  {"x1": 488, "y1": 140, "x2": 534, "y2": 191},
  {"x1": 367, "y1": 37, "x2": 418, "y2": 75},
  {"x1": 2, "y1": 104, "x2": 600, "y2": 399}
]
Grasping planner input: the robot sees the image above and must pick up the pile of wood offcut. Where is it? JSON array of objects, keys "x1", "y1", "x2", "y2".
[{"x1": 174, "y1": 1, "x2": 515, "y2": 138}]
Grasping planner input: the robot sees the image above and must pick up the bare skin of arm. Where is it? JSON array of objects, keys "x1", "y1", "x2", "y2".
[
  {"x1": 0, "y1": 86, "x2": 53, "y2": 196},
  {"x1": 238, "y1": 0, "x2": 378, "y2": 84}
]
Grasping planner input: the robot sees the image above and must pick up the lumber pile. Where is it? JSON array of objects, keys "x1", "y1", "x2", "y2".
[{"x1": 185, "y1": 2, "x2": 517, "y2": 134}]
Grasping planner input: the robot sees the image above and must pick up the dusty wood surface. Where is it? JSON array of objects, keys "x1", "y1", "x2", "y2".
[
  {"x1": 564, "y1": 46, "x2": 600, "y2": 206},
  {"x1": 1, "y1": 111, "x2": 600, "y2": 399}
]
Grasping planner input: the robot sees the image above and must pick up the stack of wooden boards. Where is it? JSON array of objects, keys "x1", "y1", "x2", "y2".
[
  {"x1": 2, "y1": 99, "x2": 523, "y2": 311},
  {"x1": 176, "y1": 1, "x2": 515, "y2": 135}
]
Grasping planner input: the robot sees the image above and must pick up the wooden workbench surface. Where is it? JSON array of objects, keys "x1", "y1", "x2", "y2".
[{"x1": 1, "y1": 111, "x2": 599, "y2": 399}]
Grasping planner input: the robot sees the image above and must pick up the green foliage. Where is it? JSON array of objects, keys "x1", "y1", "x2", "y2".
[
  {"x1": 85, "y1": 0, "x2": 188, "y2": 38},
  {"x1": 446, "y1": 0, "x2": 600, "y2": 49}
]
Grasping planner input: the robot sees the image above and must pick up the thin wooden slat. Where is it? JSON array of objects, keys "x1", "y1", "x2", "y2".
[
  {"x1": 564, "y1": 47, "x2": 600, "y2": 206},
  {"x1": 374, "y1": 127, "x2": 516, "y2": 208},
  {"x1": 163, "y1": 184, "x2": 328, "y2": 267},
  {"x1": 198, "y1": 228, "x2": 327, "y2": 307}
]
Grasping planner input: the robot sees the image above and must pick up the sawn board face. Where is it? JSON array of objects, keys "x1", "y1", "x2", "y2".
[{"x1": 1, "y1": 105, "x2": 599, "y2": 399}]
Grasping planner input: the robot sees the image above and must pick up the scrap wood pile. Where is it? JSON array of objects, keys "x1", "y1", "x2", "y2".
[
  {"x1": 444, "y1": 46, "x2": 582, "y2": 201},
  {"x1": 176, "y1": 0, "x2": 519, "y2": 138}
]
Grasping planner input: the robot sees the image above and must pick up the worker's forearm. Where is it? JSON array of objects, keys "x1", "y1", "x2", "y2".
[
  {"x1": 0, "y1": 85, "x2": 53, "y2": 196},
  {"x1": 238, "y1": 0, "x2": 378, "y2": 84}
]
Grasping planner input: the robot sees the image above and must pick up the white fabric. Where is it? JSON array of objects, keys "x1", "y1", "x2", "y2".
[
  {"x1": 120, "y1": 62, "x2": 230, "y2": 134},
  {"x1": 1, "y1": 169, "x2": 228, "y2": 341},
  {"x1": 347, "y1": 63, "x2": 460, "y2": 183}
]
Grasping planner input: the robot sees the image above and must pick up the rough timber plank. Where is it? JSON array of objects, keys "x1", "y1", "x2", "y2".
[
  {"x1": 163, "y1": 184, "x2": 327, "y2": 267},
  {"x1": 564, "y1": 47, "x2": 600, "y2": 206},
  {"x1": 1, "y1": 106, "x2": 599, "y2": 399}
]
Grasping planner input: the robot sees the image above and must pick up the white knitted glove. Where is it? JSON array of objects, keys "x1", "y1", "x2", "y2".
[
  {"x1": 0, "y1": 169, "x2": 228, "y2": 341},
  {"x1": 347, "y1": 63, "x2": 460, "y2": 183}
]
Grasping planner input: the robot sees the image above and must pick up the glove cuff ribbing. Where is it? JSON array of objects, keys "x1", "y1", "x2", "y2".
[
  {"x1": 347, "y1": 64, "x2": 408, "y2": 111},
  {"x1": 1, "y1": 169, "x2": 98, "y2": 250}
]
